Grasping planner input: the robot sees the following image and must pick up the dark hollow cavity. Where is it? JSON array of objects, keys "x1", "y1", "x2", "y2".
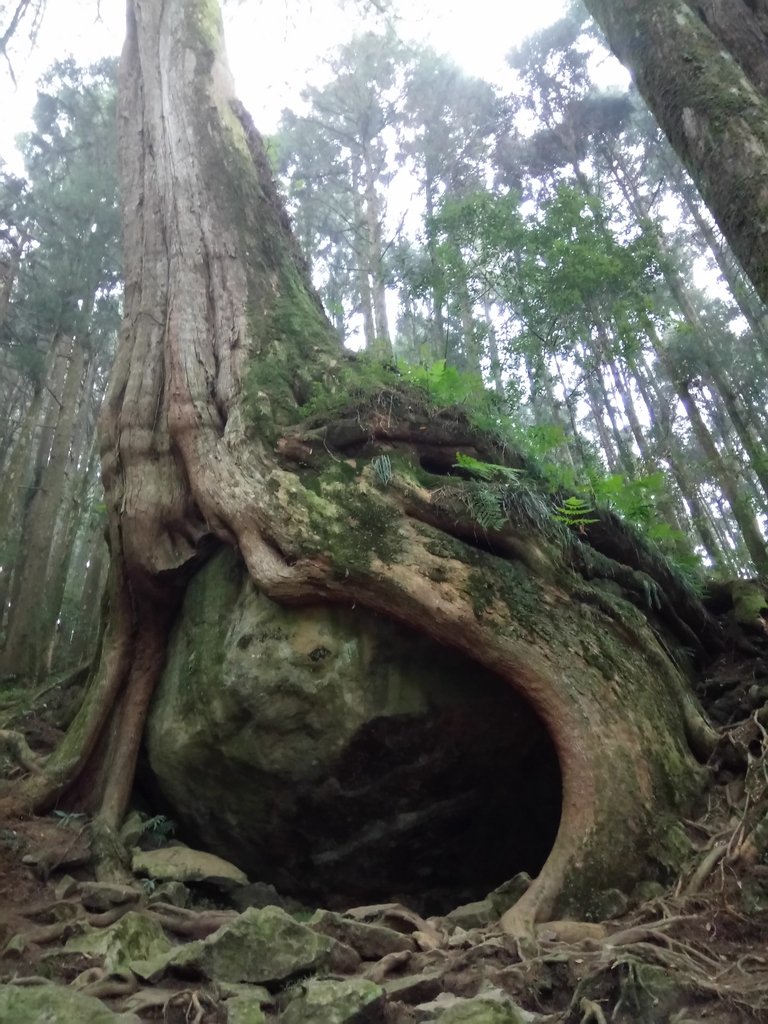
[{"x1": 142, "y1": 548, "x2": 562, "y2": 916}]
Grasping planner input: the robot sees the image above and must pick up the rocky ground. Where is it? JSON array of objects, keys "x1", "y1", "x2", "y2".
[{"x1": 1, "y1": 612, "x2": 768, "y2": 1022}]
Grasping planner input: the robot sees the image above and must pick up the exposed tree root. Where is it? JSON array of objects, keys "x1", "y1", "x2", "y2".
[
  {"x1": 5, "y1": 887, "x2": 238, "y2": 963},
  {"x1": 145, "y1": 903, "x2": 237, "y2": 938},
  {"x1": 684, "y1": 842, "x2": 726, "y2": 895},
  {"x1": 72, "y1": 966, "x2": 138, "y2": 1000},
  {"x1": 579, "y1": 996, "x2": 608, "y2": 1024},
  {"x1": 163, "y1": 988, "x2": 217, "y2": 1024},
  {"x1": 0, "y1": 729, "x2": 45, "y2": 775}
]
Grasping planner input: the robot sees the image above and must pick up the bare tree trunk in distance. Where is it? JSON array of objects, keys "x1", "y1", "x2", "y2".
[{"x1": 2, "y1": 0, "x2": 719, "y2": 937}]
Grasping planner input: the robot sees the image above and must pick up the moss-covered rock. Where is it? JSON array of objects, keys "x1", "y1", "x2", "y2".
[
  {"x1": 63, "y1": 911, "x2": 171, "y2": 970},
  {"x1": 279, "y1": 978, "x2": 384, "y2": 1023},
  {"x1": 225, "y1": 990, "x2": 268, "y2": 1023},
  {"x1": 0, "y1": 983, "x2": 139, "y2": 1023},
  {"x1": 414, "y1": 992, "x2": 527, "y2": 1022},
  {"x1": 145, "y1": 548, "x2": 560, "y2": 911},
  {"x1": 309, "y1": 909, "x2": 414, "y2": 960},
  {"x1": 131, "y1": 846, "x2": 248, "y2": 886},
  {"x1": 130, "y1": 905, "x2": 353, "y2": 986}
]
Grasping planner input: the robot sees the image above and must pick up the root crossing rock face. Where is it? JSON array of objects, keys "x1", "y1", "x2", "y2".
[
  {"x1": 9, "y1": 0, "x2": 715, "y2": 939},
  {"x1": 145, "y1": 550, "x2": 562, "y2": 915}
]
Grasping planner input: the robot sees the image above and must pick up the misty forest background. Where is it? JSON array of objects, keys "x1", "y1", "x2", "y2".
[{"x1": 1, "y1": 3, "x2": 768, "y2": 687}]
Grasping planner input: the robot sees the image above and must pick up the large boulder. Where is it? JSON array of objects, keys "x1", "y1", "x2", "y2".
[{"x1": 145, "y1": 549, "x2": 561, "y2": 911}]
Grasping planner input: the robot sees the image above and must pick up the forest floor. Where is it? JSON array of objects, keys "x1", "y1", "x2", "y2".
[{"x1": 1, "y1": 633, "x2": 768, "y2": 1022}]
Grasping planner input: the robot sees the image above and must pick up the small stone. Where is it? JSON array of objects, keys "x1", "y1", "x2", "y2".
[
  {"x1": 64, "y1": 910, "x2": 172, "y2": 970},
  {"x1": 280, "y1": 977, "x2": 384, "y2": 1023},
  {"x1": 595, "y1": 887, "x2": 629, "y2": 920},
  {"x1": 447, "y1": 927, "x2": 470, "y2": 948},
  {"x1": 147, "y1": 880, "x2": 189, "y2": 908},
  {"x1": 413, "y1": 991, "x2": 528, "y2": 1022},
  {"x1": 383, "y1": 967, "x2": 446, "y2": 1005},
  {"x1": 631, "y1": 880, "x2": 666, "y2": 905},
  {"x1": 119, "y1": 810, "x2": 145, "y2": 849},
  {"x1": 487, "y1": 874, "x2": 531, "y2": 917},
  {"x1": 310, "y1": 909, "x2": 415, "y2": 960},
  {"x1": 444, "y1": 899, "x2": 495, "y2": 930},
  {"x1": 54, "y1": 874, "x2": 79, "y2": 899},
  {"x1": 226, "y1": 991, "x2": 267, "y2": 1023},
  {"x1": 0, "y1": 982, "x2": 141, "y2": 1022},
  {"x1": 230, "y1": 881, "x2": 285, "y2": 912},
  {"x1": 131, "y1": 905, "x2": 353, "y2": 986},
  {"x1": 131, "y1": 846, "x2": 248, "y2": 886},
  {"x1": 2, "y1": 933, "x2": 26, "y2": 958},
  {"x1": 79, "y1": 881, "x2": 140, "y2": 912}
]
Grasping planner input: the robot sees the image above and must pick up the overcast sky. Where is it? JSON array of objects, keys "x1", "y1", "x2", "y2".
[{"x1": 0, "y1": 0, "x2": 580, "y2": 168}]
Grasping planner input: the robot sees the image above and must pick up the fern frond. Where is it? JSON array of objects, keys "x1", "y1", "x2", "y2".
[{"x1": 466, "y1": 483, "x2": 507, "y2": 531}]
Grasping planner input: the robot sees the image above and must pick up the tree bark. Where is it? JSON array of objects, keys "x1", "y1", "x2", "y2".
[
  {"x1": 3, "y1": 0, "x2": 719, "y2": 937},
  {"x1": 582, "y1": 0, "x2": 768, "y2": 303}
]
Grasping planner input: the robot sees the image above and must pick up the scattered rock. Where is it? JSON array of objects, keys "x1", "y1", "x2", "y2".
[
  {"x1": 54, "y1": 874, "x2": 78, "y2": 899},
  {"x1": 2, "y1": 934, "x2": 26, "y2": 959},
  {"x1": 131, "y1": 845, "x2": 248, "y2": 887},
  {"x1": 279, "y1": 977, "x2": 384, "y2": 1023},
  {"x1": 310, "y1": 908, "x2": 415, "y2": 960},
  {"x1": 63, "y1": 910, "x2": 172, "y2": 970},
  {"x1": 345, "y1": 903, "x2": 434, "y2": 935},
  {"x1": 225, "y1": 990, "x2": 268, "y2": 1023},
  {"x1": 146, "y1": 880, "x2": 189, "y2": 908},
  {"x1": 364, "y1": 948, "x2": 412, "y2": 983},
  {"x1": 487, "y1": 875, "x2": 531, "y2": 918},
  {"x1": 0, "y1": 982, "x2": 140, "y2": 1022},
  {"x1": 413, "y1": 991, "x2": 529, "y2": 1022},
  {"x1": 594, "y1": 887, "x2": 629, "y2": 920},
  {"x1": 118, "y1": 810, "x2": 145, "y2": 849},
  {"x1": 21, "y1": 825, "x2": 90, "y2": 878},
  {"x1": 383, "y1": 967, "x2": 447, "y2": 1005},
  {"x1": 631, "y1": 880, "x2": 666, "y2": 904},
  {"x1": 78, "y1": 881, "x2": 140, "y2": 912},
  {"x1": 130, "y1": 905, "x2": 358, "y2": 985},
  {"x1": 229, "y1": 880, "x2": 287, "y2": 912},
  {"x1": 444, "y1": 899, "x2": 495, "y2": 930}
]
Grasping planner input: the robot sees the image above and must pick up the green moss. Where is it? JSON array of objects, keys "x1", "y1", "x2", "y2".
[
  {"x1": 651, "y1": 817, "x2": 692, "y2": 876},
  {"x1": 731, "y1": 580, "x2": 768, "y2": 626},
  {"x1": 466, "y1": 569, "x2": 495, "y2": 617},
  {"x1": 299, "y1": 356, "x2": 411, "y2": 423},
  {"x1": 161, "y1": 548, "x2": 243, "y2": 711},
  {"x1": 301, "y1": 469, "x2": 402, "y2": 577},
  {"x1": 188, "y1": 0, "x2": 223, "y2": 54},
  {"x1": 301, "y1": 460, "x2": 359, "y2": 495}
]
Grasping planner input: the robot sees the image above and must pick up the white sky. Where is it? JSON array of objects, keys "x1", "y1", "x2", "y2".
[{"x1": 0, "y1": 0, "x2": 576, "y2": 168}]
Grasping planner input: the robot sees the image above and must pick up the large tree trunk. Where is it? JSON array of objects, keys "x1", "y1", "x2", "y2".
[
  {"x1": 2, "y1": 0, "x2": 719, "y2": 936},
  {"x1": 582, "y1": 0, "x2": 768, "y2": 304}
]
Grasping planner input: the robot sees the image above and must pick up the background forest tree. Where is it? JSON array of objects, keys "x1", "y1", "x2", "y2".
[{"x1": 0, "y1": 0, "x2": 767, "y2": 961}]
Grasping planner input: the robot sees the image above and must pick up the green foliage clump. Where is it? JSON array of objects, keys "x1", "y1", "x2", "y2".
[
  {"x1": 371, "y1": 454, "x2": 393, "y2": 486},
  {"x1": 299, "y1": 355, "x2": 402, "y2": 421},
  {"x1": 454, "y1": 451, "x2": 521, "y2": 482},
  {"x1": 301, "y1": 356, "x2": 504, "y2": 436},
  {"x1": 452, "y1": 451, "x2": 556, "y2": 537},
  {"x1": 553, "y1": 495, "x2": 598, "y2": 530}
]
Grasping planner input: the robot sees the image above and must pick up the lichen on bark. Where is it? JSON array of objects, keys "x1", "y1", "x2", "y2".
[{"x1": 582, "y1": 0, "x2": 768, "y2": 304}]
